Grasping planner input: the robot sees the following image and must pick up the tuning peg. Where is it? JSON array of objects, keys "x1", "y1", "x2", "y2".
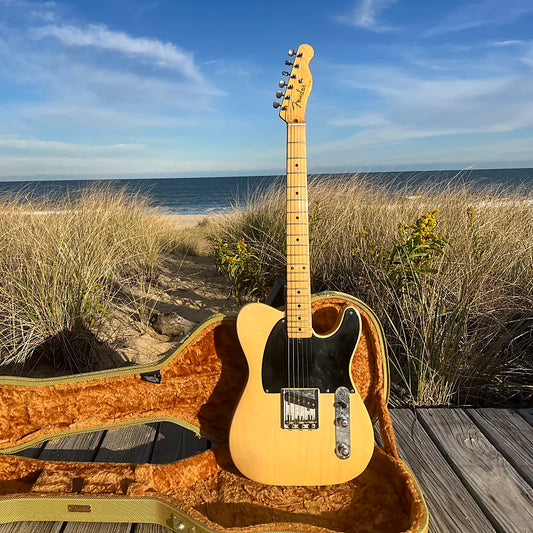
[
  {"x1": 276, "y1": 90, "x2": 284, "y2": 98},
  {"x1": 285, "y1": 60, "x2": 293, "y2": 66},
  {"x1": 288, "y1": 49, "x2": 296, "y2": 57},
  {"x1": 273, "y1": 101, "x2": 281, "y2": 109},
  {"x1": 282, "y1": 70, "x2": 290, "y2": 76},
  {"x1": 278, "y1": 80, "x2": 286, "y2": 88}
]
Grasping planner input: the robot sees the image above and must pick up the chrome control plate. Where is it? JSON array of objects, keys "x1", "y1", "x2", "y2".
[{"x1": 334, "y1": 386, "x2": 351, "y2": 459}]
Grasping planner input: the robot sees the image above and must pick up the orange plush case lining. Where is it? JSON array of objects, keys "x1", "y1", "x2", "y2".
[{"x1": 0, "y1": 295, "x2": 427, "y2": 533}]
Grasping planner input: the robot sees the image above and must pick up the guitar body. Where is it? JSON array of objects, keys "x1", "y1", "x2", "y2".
[{"x1": 229, "y1": 302, "x2": 374, "y2": 486}]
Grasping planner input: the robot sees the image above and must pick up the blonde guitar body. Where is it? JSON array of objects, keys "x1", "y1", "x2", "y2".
[{"x1": 229, "y1": 302, "x2": 374, "y2": 486}]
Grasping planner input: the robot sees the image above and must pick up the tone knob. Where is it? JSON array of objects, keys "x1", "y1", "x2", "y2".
[{"x1": 337, "y1": 443, "x2": 350, "y2": 458}]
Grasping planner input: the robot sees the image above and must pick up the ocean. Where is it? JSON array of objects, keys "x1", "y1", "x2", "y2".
[{"x1": 0, "y1": 168, "x2": 532, "y2": 215}]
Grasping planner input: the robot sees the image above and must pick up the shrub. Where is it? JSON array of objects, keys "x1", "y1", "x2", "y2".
[
  {"x1": 0, "y1": 187, "x2": 180, "y2": 372},
  {"x1": 211, "y1": 176, "x2": 533, "y2": 406}
]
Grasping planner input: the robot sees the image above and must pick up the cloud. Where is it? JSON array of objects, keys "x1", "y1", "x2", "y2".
[
  {"x1": 33, "y1": 23, "x2": 205, "y2": 82},
  {"x1": 0, "y1": 138, "x2": 146, "y2": 156},
  {"x1": 491, "y1": 40, "x2": 525, "y2": 47},
  {"x1": 311, "y1": 134, "x2": 533, "y2": 170},
  {"x1": 425, "y1": 0, "x2": 533, "y2": 36},
  {"x1": 522, "y1": 44, "x2": 533, "y2": 68},
  {"x1": 338, "y1": 0, "x2": 397, "y2": 31},
  {"x1": 0, "y1": 153, "x2": 278, "y2": 178},
  {"x1": 0, "y1": 9, "x2": 223, "y2": 137},
  {"x1": 320, "y1": 46, "x2": 533, "y2": 166}
]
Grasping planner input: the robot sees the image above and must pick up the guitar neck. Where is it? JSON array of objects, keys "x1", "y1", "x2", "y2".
[{"x1": 286, "y1": 122, "x2": 312, "y2": 339}]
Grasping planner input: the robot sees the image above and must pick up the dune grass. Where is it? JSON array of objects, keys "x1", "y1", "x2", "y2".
[
  {"x1": 0, "y1": 187, "x2": 181, "y2": 373},
  {"x1": 211, "y1": 176, "x2": 533, "y2": 406}
]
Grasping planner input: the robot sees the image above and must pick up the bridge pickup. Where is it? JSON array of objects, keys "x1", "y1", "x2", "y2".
[{"x1": 281, "y1": 388, "x2": 319, "y2": 430}]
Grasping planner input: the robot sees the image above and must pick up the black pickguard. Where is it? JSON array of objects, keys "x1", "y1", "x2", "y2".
[{"x1": 261, "y1": 308, "x2": 361, "y2": 393}]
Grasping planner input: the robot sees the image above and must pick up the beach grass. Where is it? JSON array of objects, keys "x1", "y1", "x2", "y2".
[
  {"x1": 0, "y1": 187, "x2": 181, "y2": 373},
  {"x1": 211, "y1": 176, "x2": 533, "y2": 406}
]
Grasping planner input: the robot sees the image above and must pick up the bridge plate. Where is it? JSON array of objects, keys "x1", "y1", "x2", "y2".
[{"x1": 281, "y1": 388, "x2": 319, "y2": 430}]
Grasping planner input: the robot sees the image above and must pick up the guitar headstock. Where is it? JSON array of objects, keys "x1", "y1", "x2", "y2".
[{"x1": 273, "y1": 44, "x2": 314, "y2": 124}]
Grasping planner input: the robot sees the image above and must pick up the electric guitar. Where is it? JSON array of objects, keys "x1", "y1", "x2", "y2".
[{"x1": 229, "y1": 44, "x2": 374, "y2": 486}]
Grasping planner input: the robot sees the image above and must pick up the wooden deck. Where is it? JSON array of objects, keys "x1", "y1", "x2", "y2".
[{"x1": 2, "y1": 408, "x2": 532, "y2": 533}]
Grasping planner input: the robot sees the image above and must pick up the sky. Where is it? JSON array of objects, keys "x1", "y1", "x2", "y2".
[{"x1": 0, "y1": 0, "x2": 532, "y2": 179}]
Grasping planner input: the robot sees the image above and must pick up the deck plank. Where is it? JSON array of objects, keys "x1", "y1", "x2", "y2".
[
  {"x1": 149, "y1": 422, "x2": 209, "y2": 464},
  {"x1": 391, "y1": 409, "x2": 495, "y2": 533},
  {"x1": 61, "y1": 424, "x2": 159, "y2": 533},
  {"x1": 38, "y1": 431, "x2": 105, "y2": 462},
  {"x1": 0, "y1": 432, "x2": 105, "y2": 533},
  {"x1": 517, "y1": 408, "x2": 533, "y2": 425},
  {"x1": 467, "y1": 408, "x2": 533, "y2": 486},
  {"x1": 418, "y1": 409, "x2": 533, "y2": 533},
  {"x1": 134, "y1": 423, "x2": 210, "y2": 533}
]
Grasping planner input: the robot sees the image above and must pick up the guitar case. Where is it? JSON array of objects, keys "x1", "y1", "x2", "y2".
[{"x1": 0, "y1": 292, "x2": 429, "y2": 533}]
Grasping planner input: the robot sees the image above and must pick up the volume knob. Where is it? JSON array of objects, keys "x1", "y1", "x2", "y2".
[{"x1": 336, "y1": 417, "x2": 349, "y2": 428}]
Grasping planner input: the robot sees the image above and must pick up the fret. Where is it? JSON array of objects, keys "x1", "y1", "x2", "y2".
[{"x1": 286, "y1": 121, "x2": 311, "y2": 334}]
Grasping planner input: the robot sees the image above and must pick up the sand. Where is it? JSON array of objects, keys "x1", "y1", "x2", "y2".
[{"x1": 103, "y1": 213, "x2": 239, "y2": 368}]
